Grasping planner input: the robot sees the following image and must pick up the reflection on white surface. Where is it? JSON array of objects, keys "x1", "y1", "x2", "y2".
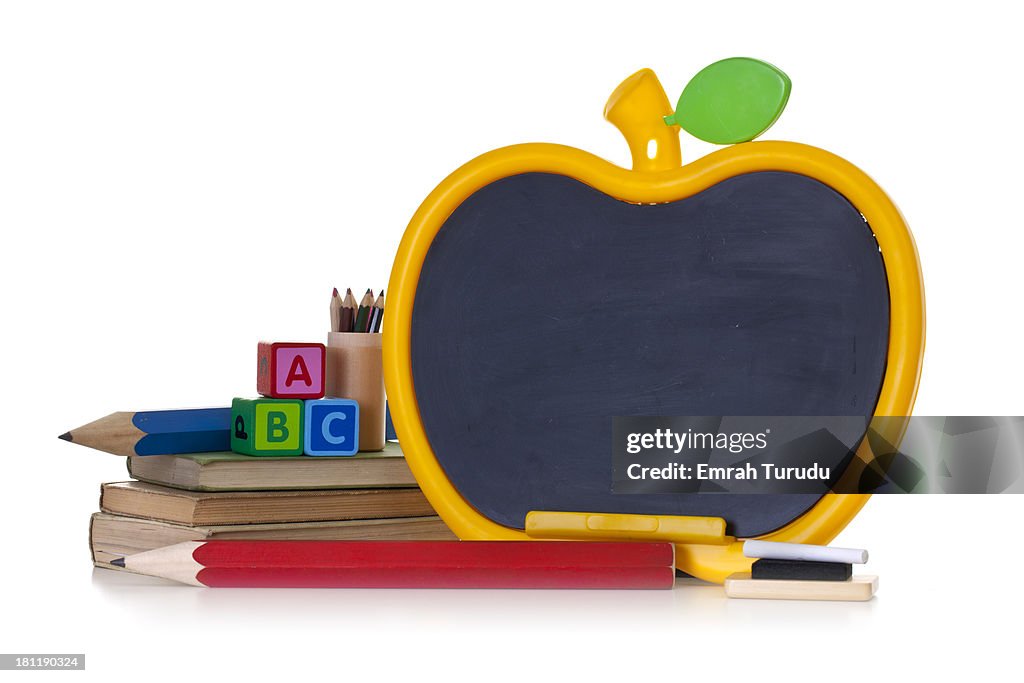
[{"x1": 89, "y1": 567, "x2": 876, "y2": 633}]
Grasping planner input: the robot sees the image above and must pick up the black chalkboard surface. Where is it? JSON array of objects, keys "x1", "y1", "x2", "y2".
[{"x1": 410, "y1": 171, "x2": 889, "y2": 537}]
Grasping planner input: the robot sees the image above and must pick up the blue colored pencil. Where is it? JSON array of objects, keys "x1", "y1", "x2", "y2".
[{"x1": 59, "y1": 408, "x2": 231, "y2": 456}]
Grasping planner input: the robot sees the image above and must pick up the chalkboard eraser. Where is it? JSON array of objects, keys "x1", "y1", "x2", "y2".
[
  {"x1": 751, "y1": 559, "x2": 853, "y2": 582},
  {"x1": 725, "y1": 573, "x2": 878, "y2": 601}
]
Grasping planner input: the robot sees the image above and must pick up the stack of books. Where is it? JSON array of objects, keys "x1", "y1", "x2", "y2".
[{"x1": 91, "y1": 443, "x2": 456, "y2": 571}]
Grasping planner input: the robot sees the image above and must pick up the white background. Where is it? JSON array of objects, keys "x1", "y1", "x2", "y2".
[{"x1": 2, "y1": 1, "x2": 1022, "y2": 680}]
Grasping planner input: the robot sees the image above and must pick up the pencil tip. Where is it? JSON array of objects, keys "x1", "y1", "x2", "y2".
[
  {"x1": 365, "y1": 288, "x2": 373, "y2": 294},
  {"x1": 332, "y1": 287, "x2": 339, "y2": 297},
  {"x1": 346, "y1": 288, "x2": 353, "y2": 295},
  {"x1": 111, "y1": 557, "x2": 125, "y2": 567},
  {"x1": 58, "y1": 431, "x2": 72, "y2": 442},
  {"x1": 379, "y1": 289, "x2": 385, "y2": 296}
]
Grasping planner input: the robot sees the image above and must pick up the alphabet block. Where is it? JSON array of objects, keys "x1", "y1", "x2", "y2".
[
  {"x1": 231, "y1": 397, "x2": 304, "y2": 456},
  {"x1": 304, "y1": 399, "x2": 360, "y2": 456},
  {"x1": 257, "y1": 341, "x2": 326, "y2": 399}
]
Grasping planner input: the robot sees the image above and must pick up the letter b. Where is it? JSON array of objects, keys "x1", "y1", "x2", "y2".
[{"x1": 266, "y1": 411, "x2": 290, "y2": 443}]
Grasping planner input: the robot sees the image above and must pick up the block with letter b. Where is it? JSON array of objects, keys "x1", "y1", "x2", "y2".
[
  {"x1": 257, "y1": 341, "x2": 326, "y2": 399},
  {"x1": 304, "y1": 399, "x2": 359, "y2": 456},
  {"x1": 231, "y1": 397, "x2": 304, "y2": 456}
]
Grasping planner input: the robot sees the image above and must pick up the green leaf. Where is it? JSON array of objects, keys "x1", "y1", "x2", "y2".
[{"x1": 664, "y1": 58, "x2": 791, "y2": 145}]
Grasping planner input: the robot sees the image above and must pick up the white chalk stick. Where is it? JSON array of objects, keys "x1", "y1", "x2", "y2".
[{"x1": 742, "y1": 540, "x2": 868, "y2": 565}]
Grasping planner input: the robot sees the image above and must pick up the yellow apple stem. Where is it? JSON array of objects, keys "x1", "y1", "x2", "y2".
[{"x1": 603, "y1": 68, "x2": 682, "y2": 173}]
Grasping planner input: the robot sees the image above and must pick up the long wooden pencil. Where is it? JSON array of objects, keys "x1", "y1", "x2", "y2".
[
  {"x1": 329, "y1": 287, "x2": 343, "y2": 332},
  {"x1": 339, "y1": 288, "x2": 357, "y2": 333},
  {"x1": 58, "y1": 408, "x2": 231, "y2": 456},
  {"x1": 369, "y1": 290, "x2": 385, "y2": 333},
  {"x1": 353, "y1": 288, "x2": 374, "y2": 333},
  {"x1": 112, "y1": 540, "x2": 676, "y2": 589}
]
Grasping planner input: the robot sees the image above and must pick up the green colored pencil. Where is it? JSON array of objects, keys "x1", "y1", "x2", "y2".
[{"x1": 353, "y1": 288, "x2": 374, "y2": 332}]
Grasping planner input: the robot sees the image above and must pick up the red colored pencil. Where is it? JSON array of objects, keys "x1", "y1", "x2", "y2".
[{"x1": 112, "y1": 540, "x2": 676, "y2": 589}]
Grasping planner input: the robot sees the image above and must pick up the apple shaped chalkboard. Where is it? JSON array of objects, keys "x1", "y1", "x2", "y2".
[{"x1": 385, "y1": 61, "x2": 924, "y2": 583}]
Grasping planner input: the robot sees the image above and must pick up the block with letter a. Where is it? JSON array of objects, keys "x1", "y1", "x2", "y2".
[{"x1": 257, "y1": 341, "x2": 326, "y2": 399}]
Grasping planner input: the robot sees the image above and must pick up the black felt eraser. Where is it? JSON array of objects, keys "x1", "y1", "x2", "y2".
[{"x1": 751, "y1": 559, "x2": 853, "y2": 581}]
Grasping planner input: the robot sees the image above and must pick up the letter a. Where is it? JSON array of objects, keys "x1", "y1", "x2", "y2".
[{"x1": 285, "y1": 355, "x2": 312, "y2": 387}]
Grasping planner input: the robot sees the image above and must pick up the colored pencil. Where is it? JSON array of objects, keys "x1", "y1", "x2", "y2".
[
  {"x1": 340, "y1": 288, "x2": 357, "y2": 333},
  {"x1": 353, "y1": 288, "x2": 374, "y2": 333},
  {"x1": 329, "y1": 287, "x2": 343, "y2": 332},
  {"x1": 58, "y1": 408, "x2": 231, "y2": 456},
  {"x1": 369, "y1": 290, "x2": 385, "y2": 333},
  {"x1": 112, "y1": 540, "x2": 676, "y2": 589}
]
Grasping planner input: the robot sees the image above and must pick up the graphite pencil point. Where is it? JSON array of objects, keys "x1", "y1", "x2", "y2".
[{"x1": 62, "y1": 408, "x2": 231, "y2": 456}]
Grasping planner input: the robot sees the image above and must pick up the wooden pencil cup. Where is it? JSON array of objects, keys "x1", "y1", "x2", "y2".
[{"x1": 325, "y1": 332, "x2": 385, "y2": 452}]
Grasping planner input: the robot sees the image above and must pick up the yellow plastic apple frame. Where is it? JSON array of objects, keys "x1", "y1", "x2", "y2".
[{"x1": 384, "y1": 68, "x2": 925, "y2": 583}]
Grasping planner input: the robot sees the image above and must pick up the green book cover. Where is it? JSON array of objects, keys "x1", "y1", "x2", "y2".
[{"x1": 127, "y1": 441, "x2": 417, "y2": 491}]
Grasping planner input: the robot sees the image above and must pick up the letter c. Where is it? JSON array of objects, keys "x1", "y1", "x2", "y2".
[{"x1": 321, "y1": 412, "x2": 347, "y2": 445}]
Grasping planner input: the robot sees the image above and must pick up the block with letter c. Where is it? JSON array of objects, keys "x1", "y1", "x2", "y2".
[{"x1": 304, "y1": 399, "x2": 360, "y2": 456}]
